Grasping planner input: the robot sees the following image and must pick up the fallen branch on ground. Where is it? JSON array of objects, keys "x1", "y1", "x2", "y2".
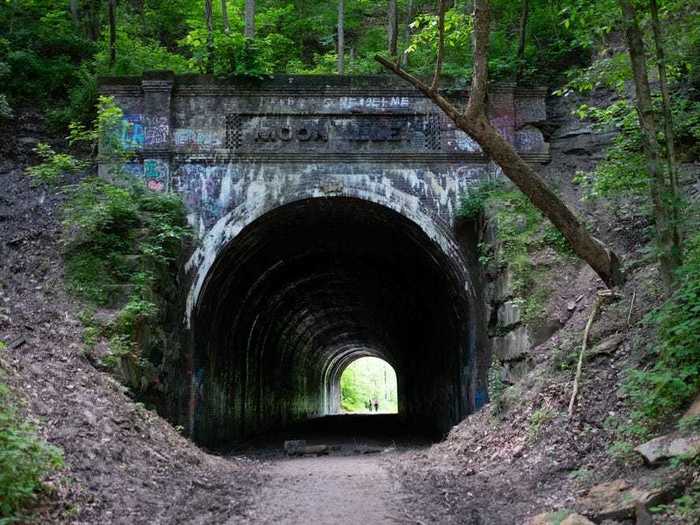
[{"x1": 568, "y1": 289, "x2": 620, "y2": 417}]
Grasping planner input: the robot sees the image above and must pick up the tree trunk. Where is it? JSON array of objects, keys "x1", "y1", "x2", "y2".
[
  {"x1": 377, "y1": 0, "x2": 623, "y2": 288},
  {"x1": 221, "y1": 0, "x2": 230, "y2": 33},
  {"x1": 650, "y1": 0, "x2": 682, "y2": 252},
  {"x1": 619, "y1": 0, "x2": 681, "y2": 291},
  {"x1": 87, "y1": 0, "x2": 100, "y2": 41},
  {"x1": 401, "y1": 0, "x2": 414, "y2": 66},
  {"x1": 337, "y1": 0, "x2": 345, "y2": 75},
  {"x1": 515, "y1": 0, "x2": 529, "y2": 84},
  {"x1": 69, "y1": 0, "x2": 80, "y2": 27},
  {"x1": 205, "y1": 0, "x2": 213, "y2": 73},
  {"x1": 244, "y1": 0, "x2": 255, "y2": 38},
  {"x1": 388, "y1": 0, "x2": 398, "y2": 57},
  {"x1": 108, "y1": 0, "x2": 117, "y2": 69}
]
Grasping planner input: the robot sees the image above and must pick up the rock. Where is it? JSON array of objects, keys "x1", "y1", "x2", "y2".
[
  {"x1": 577, "y1": 479, "x2": 681, "y2": 521},
  {"x1": 17, "y1": 136, "x2": 40, "y2": 147},
  {"x1": 526, "y1": 513, "x2": 594, "y2": 525},
  {"x1": 526, "y1": 513, "x2": 554, "y2": 525},
  {"x1": 561, "y1": 515, "x2": 596, "y2": 525},
  {"x1": 634, "y1": 502, "x2": 653, "y2": 525},
  {"x1": 501, "y1": 358, "x2": 532, "y2": 384},
  {"x1": 567, "y1": 301, "x2": 577, "y2": 312},
  {"x1": 284, "y1": 440, "x2": 306, "y2": 456},
  {"x1": 531, "y1": 319, "x2": 563, "y2": 347},
  {"x1": 683, "y1": 393, "x2": 700, "y2": 418},
  {"x1": 635, "y1": 432, "x2": 700, "y2": 465},
  {"x1": 494, "y1": 270, "x2": 515, "y2": 302},
  {"x1": 493, "y1": 326, "x2": 531, "y2": 361},
  {"x1": 302, "y1": 444, "x2": 330, "y2": 456},
  {"x1": 587, "y1": 334, "x2": 624, "y2": 359},
  {"x1": 497, "y1": 301, "x2": 521, "y2": 328}
]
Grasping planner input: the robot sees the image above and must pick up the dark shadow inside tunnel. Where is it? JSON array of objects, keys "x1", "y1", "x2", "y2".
[{"x1": 191, "y1": 197, "x2": 478, "y2": 447}]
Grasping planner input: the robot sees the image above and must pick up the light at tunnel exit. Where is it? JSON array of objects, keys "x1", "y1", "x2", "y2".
[{"x1": 340, "y1": 357, "x2": 398, "y2": 414}]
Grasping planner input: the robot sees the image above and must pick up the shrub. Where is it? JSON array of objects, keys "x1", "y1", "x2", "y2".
[
  {"x1": 0, "y1": 381, "x2": 63, "y2": 520},
  {"x1": 25, "y1": 143, "x2": 86, "y2": 186},
  {"x1": 625, "y1": 232, "x2": 700, "y2": 430}
]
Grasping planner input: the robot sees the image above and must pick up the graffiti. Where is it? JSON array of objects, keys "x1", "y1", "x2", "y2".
[
  {"x1": 474, "y1": 388, "x2": 488, "y2": 409},
  {"x1": 347, "y1": 122, "x2": 406, "y2": 142},
  {"x1": 255, "y1": 124, "x2": 328, "y2": 143},
  {"x1": 144, "y1": 159, "x2": 168, "y2": 192},
  {"x1": 122, "y1": 162, "x2": 144, "y2": 177},
  {"x1": 338, "y1": 96, "x2": 411, "y2": 110},
  {"x1": 453, "y1": 130, "x2": 481, "y2": 153},
  {"x1": 514, "y1": 127, "x2": 545, "y2": 153},
  {"x1": 145, "y1": 116, "x2": 170, "y2": 145},
  {"x1": 173, "y1": 164, "x2": 228, "y2": 229},
  {"x1": 174, "y1": 129, "x2": 223, "y2": 150},
  {"x1": 121, "y1": 114, "x2": 145, "y2": 149}
]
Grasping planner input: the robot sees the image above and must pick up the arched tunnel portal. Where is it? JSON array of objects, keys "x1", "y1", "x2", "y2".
[{"x1": 190, "y1": 197, "x2": 483, "y2": 447}]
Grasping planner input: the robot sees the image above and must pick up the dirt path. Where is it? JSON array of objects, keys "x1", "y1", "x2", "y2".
[{"x1": 242, "y1": 452, "x2": 409, "y2": 525}]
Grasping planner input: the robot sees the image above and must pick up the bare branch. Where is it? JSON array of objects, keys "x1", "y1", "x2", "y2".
[{"x1": 430, "y1": 0, "x2": 447, "y2": 93}]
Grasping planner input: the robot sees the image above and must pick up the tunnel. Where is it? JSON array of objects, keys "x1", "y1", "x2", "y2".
[{"x1": 190, "y1": 196, "x2": 479, "y2": 447}]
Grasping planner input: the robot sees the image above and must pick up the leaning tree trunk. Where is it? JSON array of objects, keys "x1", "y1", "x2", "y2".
[
  {"x1": 337, "y1": 0, "x2": 345, "y2": 75},
  {"x1": 619, "y1": 0, "x2": 681, "y2": 292},
  {"x1": 388, "y1": 0, "x2": 398, "y2": 57},
  {"x1": 244, "y1": 0, "x2": 255, "y2": 38},
  {"x1": 108, "y1": 0, "x2": 116, "y2": 69},
  {"x1": 377, "y1": 0, "x2": 623, "y2": 288}
]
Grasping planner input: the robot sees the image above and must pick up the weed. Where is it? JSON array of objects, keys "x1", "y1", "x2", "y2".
[
  {"x1": 25, "y1": 143, "x2": 86, "y2": 185},
  {"x1": 568, "y1": 467, "x2": 593, "y2": 483},
  {"x1": 528, "y1": 406, "x2": 555, "y2": 441},
  {"x1": 608, "y1": 440, "x2": 638, "y2": 466},
  {"x1": 0, "y1": 380, "x2": 63, "y2": 520},
  {"x1": 624, "y1": 232, "x2": 700, "y2": 433}
]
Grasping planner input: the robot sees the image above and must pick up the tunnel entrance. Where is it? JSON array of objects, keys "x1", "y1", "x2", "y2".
[
  {"x1": 337, "y1": 357, "x2": 398, "y2": 414},
  {"x1": 191, "y1": 196, "x2": 478, "y2": 447}
]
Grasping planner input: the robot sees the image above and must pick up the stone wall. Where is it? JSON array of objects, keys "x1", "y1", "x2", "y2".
[{"x1": 99, "y1": 72, "x2": 550, "y2": 445}]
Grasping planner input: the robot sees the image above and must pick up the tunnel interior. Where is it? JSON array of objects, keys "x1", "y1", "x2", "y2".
[{"x1": 191, "y1": 197, "x2": 477, "y2": 447}]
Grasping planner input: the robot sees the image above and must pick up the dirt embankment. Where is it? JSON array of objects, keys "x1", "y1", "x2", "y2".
[
  {"x1": 0, "y1": 128, "x2": 261, "y2": 524},
  {"x1": 389, "y1": 92, "x2": 699, "y2": 525}
]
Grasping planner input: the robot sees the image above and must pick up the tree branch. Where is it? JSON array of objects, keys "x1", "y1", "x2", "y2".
[{"x1": 375, "y1": 0, "x2": 624, "y2": 288}]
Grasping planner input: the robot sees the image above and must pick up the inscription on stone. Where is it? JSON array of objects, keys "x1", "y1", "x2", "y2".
[
  {"x1": 228, "y1": 114, "x2": 433, "y2": 152},
  {"x1": 255, "y1": 124, "x2": 328, "y2": 143}
]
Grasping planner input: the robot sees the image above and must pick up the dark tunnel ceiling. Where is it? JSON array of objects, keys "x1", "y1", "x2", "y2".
[{"x1": 193, "y1": 197, "x2": 474, "y2": 443}]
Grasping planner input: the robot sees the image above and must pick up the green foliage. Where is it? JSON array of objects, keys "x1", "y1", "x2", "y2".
[
  {"x1": 607, "y1": 440, "x2": 638, "y2": 465},
  {"x1": 624, "y1": 232, "x2": 700, "y2": 432},
  {"x1": 0, "y1": 94, "x2": 12, "y2": 120},
  {"x1": 458, "y1": 181, "x2": 502, "y2": 220},
  {"x1": 59, "y1": 99, "x2": 189, "y2": 390},
  {"x1": 0, "y1": 380, "x2": 63, "y2": 521},
  {"x1": 487, "y1": 363, "x2": 507, "y2": 416},
  {"x1": 528, "y1": 406, "x2": 555, "y2": 441},
  {"x1": 460, "y1": 181, "x2": 575, "y2": 327},
  {"x1": 651, "y1": 486, "x2": 700, "y2": 522},
  {"x1": 25, "y1": 143, "x2": 86, "y2": 185},
  {"x1": 340, "y1": 357, "x2": 398, "y2": 413}
]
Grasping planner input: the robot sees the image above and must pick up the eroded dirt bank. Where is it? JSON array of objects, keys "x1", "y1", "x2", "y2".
[{"x1": 0, "y1": 156, "x2": 261, "y2": 523}]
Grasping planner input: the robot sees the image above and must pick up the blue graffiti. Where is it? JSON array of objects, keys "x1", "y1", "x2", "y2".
[
  {"x1": 121, "y1": 114, "x2": 145, "y2": 149},
  {"x1": 474, "y1": 388, "x2": 488, "y2": 409}
]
